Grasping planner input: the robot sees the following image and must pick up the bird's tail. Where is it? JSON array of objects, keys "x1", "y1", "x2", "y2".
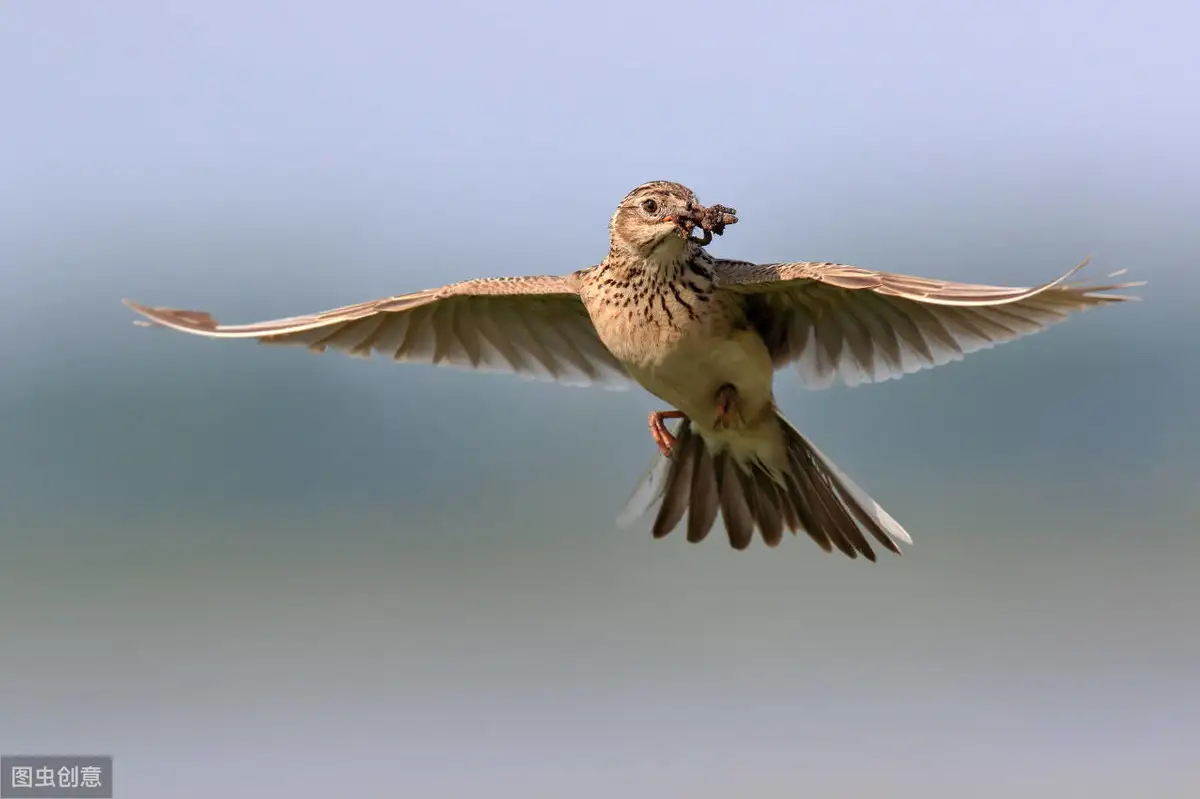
[{"x1": 619, "y1": 410, "x2": 912, "y2": 559}]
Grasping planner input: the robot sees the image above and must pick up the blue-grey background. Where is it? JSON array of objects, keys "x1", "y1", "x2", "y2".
[{"x1": 2, "y1": 1, "x2": 1197, "y2": 797}]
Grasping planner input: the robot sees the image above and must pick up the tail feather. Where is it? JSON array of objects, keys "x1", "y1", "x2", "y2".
[
  {"x1": 772, "y1": 471, "x2": 803, "y2": 541},
  {"x1": 752, "y1": 469, "x2": 786, "y2": 548},
  {"x1": 786, "y1": 457, "x2": 860, "y2": 557},
  {"x1": 718, "y1": 457, "x2": 755, "y2": 550},
  {"x1": 651, "y1": 431, "x2": 699, "y2": 538},
  {"x1": 687, "y1": 444, "x2": 719, "y2": 543},
  {"x1": 622, "y1": 412, "x2": 912, "y2": 559}
]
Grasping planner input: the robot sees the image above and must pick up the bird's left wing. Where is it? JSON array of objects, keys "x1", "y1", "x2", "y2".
[
  {"x1": 714, "y1": 257, "x2": 1142, "y2": 389},
  {"x1": 124, "y1": 272, "x2": 632, "y2": 388}
]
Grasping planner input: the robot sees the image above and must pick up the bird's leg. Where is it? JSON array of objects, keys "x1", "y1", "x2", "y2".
[
  {"x1": 648, "y1": 410, "x2": 686, "y2": 457},
  {"x1": 713, "y1": 383, "x2": 738, "y2": 430}
]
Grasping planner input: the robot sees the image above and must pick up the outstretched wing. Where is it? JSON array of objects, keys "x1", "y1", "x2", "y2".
[
  {"x1": 715, "y1": 257, "x2": 1142, "y2": 389},
  {"x1": 124, "y1": 272, "x2": 631, "y2": 388}
]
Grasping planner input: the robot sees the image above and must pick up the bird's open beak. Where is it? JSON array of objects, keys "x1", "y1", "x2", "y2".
[{"x1": 663, "y1": 212, "x2": 696, "y2": 236}]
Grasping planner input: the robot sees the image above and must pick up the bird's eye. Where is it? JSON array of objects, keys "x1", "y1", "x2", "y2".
[{"x1": 641, "y1": 199, "x2": 658, "y2": 214}]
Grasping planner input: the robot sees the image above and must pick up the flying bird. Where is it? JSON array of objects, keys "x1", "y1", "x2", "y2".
[{"x1": 124, "y1": 181, "x2": 1142, "y2": 560}]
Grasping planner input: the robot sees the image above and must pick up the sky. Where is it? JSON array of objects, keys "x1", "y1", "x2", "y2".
[{"x1": 1, "y1": 1, "x2": 1198, "y2": 797}]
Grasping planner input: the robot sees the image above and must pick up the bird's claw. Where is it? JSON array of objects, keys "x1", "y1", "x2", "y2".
[
  {"x1": 649, "y1": 410, "x2": 686, "y2": 458},
  {"x1": 651, "y1": 425, "x2": 676, "y2": 458}
]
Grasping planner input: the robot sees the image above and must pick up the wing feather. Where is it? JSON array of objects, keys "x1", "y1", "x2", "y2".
[
  {"x1": 718, "y1": 257, "x2": 1142, "y2": 388},
  {"x1": 124, "y1": 272, "x2": 631, "y2": 388}
]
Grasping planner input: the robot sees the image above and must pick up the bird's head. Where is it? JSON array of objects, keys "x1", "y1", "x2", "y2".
[{"x1": 608, "y1": 181, "x2": 737, "y2": 262}]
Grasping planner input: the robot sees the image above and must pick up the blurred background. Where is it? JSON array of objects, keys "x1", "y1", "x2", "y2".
[{"x1": 1, "y1": 1, "x2": 1197, "y2": 796}]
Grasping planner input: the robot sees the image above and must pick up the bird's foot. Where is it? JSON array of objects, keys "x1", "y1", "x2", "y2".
[
  {"x1": 687, "y1": 204, "x2": 739, "y2": 246},
  {"x1": 649, "y1": 410, "x2": 687, "y2": 458},
  {"x1": 713, "y1": 383, "x2": 738, "y2": 430}
]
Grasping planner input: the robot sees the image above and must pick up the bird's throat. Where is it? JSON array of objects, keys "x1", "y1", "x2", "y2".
[{"x1": 645, "y1": 233, "x2": 692, "y2": 270}]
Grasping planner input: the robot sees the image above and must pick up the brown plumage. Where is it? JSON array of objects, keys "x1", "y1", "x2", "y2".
[{"x1": 123, "y1": 180, "x2": 1143, "y2": 558}]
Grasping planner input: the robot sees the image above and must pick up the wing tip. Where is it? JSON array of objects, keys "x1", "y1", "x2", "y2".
[
  {"x1": 123, "y1": 298, "x2": 221, "y2": 332},
  {"x1": 124, "y1": 298, "x2": 161, "y2": 328}
]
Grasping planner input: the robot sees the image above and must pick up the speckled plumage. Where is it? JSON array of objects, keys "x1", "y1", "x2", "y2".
[{"x1": 124, "y1": 180, "x2": 1143, "y2": 558}]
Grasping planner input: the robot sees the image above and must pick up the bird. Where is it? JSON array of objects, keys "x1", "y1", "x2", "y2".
[{"x1": 123, "y1": 180, "x2": 1142, "y2": 560}]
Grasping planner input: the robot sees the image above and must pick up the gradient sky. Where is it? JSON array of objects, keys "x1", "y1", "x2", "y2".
[{"x1": 1, "y1": 2, "x2": 1198, "y2": 797}]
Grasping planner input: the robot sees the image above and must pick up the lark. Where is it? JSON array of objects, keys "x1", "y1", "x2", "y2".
[{"x1": 124, "y1": 181, "x2": 1142, "y2": 559}]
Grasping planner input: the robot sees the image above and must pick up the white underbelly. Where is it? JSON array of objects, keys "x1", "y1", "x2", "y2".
[{"x1": 625, "y1": 327, "x2": 776, "y2": 431}]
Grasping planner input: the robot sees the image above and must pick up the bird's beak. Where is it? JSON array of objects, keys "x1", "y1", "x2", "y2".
[
  {"x1": 662, "y1": 214, "x2": 692, "y2": 235},
  {"x1": 664, "y1": 205, "x2": 702, "y2": 236}
]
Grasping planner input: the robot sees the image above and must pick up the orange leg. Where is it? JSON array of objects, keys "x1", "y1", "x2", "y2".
[
  {"x1": 713, "y1": 383, "x2": 737, "y2": 429},
  {"x1": 648, "y1": 410, "x2": 686, "y2": 457}
]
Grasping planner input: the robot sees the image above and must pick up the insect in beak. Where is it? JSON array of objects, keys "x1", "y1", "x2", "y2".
[{"x1": 656, "y1": 202, "x2": 738, "y2": 244}]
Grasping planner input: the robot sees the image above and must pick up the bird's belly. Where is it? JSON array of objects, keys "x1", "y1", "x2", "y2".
[{"x1": 624, "y1": 326, "x2": 776, "y2": 431}]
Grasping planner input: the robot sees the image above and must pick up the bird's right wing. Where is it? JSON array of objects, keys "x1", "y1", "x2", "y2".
[{"x1": 124, "y1": 271, "x2": 632, "y2": 388}]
